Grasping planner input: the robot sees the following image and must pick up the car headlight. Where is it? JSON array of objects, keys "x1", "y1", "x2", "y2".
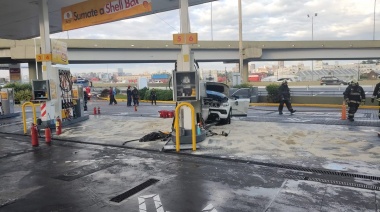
[{"x1": 222, "y1": 102, "x2": 229, "y2": 107}]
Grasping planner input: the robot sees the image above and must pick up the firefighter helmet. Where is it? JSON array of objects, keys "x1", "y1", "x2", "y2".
[{"x1": 350, "y1": 79, "x2": 359, "y2": 86}]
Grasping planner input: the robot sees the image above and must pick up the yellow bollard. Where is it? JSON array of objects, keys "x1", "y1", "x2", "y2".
[{"x1": 174, "y1": 102, "x2": 196, "y2": 152}]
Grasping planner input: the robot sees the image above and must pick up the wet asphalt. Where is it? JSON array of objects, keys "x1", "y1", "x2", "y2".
[{"x1": 0, "y1": 99, "x2": 380, "y2": 212}]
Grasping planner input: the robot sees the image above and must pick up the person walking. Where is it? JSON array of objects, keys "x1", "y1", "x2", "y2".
[
  {"x1": 150, "y1": 88, "x2": 157, "y2": 105},
  {"x1": 127, "y1": 85, "x2": 132, "y2": 107},
  {"x1": 343, "y1": 79, "x2": 365, "y2": 121},
  {"x1": 278, "y1": 80, "x2": 296, "y2": 115},
  {"x1": 371, "y1": 81, "x2": 380, "y2": 119},
  {"x1": 83, "y1": 91, "x2": 88, "y2": 111},
  {"x1": 132, "y1": 87, "x2": 139, "y2": 106},
  {"x1": 109, "y1": 87, "x2": 117, "y2": 105},
  {"x1": 85, "y1": 86, "x2": 91, "y2": 100}
]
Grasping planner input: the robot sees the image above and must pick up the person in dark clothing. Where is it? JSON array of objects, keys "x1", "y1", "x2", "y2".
[
  {"x1": 83, "y1": 91, "x2": 88, "y2": 111},
  {"x1": 126, "y1": 85, "x2": 132, "y2": 107},
  {"x1": 132, "y1": 87, "x2": 139, "y2": 106},
  {"x1": 343, "y1": 80, "x2": 365, "y2": 121},
  {"x1": 109, "y1": 87, "x2": 117, "y2": 105},
  {"x1": 150, "y1": 88, "x2": 157, "y2": 105},
  {"x1": 371, "y1": 81, "x2": 380, "y2": 119},
  {"x1": 278, "y1": 80, "x2": 296, "y2": 115}
]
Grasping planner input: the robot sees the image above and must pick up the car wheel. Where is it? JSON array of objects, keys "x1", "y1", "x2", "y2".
[
  {"x1": 227, "y1": 109, "x2": 232, "y2": 124},
  {"x1": 219, "y1": 109, "x2": 232, "y2": 125}
]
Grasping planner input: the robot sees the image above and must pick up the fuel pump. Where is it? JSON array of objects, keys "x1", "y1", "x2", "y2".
[
  {"x1": 169, "y1": 0, "x2": 206, "y2": 146},
  {"x1": 0, "y1": 88, "x2": 15, "y2": 116},
  {"x1": 58, "y1": 69, "x2": 76, "y2": 120},
  {"x1": 72, "y1": 85, "x2": 85, "y2": 118}
]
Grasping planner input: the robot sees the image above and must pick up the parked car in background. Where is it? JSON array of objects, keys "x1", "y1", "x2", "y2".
[
  {"x1": 320, "y1": 76, "x2": 348, "y2": 85},
  {"x1": 276, "y1": 78, "x2": 293, "y2": 82}
]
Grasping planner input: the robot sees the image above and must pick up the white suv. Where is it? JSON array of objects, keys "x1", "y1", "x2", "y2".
[{"x1": 203, "y1": 82, "x2": 250, "y2": 124}]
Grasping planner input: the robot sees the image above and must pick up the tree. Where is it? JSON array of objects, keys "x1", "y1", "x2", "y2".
[{"x1": 266, "y1": 83, "x2": 280, "y2": 103}]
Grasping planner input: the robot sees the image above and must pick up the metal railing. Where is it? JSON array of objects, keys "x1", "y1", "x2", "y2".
[{"x1": 258, "y1": 90, "x2": 348, "y2": 97}]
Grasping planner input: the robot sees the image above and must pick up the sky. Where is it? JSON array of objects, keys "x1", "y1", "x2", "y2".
[{"x1": 9, "y1": 0, "x2": 380, "y2": 77}]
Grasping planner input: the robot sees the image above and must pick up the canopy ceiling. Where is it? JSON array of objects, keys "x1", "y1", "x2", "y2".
[{"x1": 0, "y1": 0, "x2": 215, "y2": 40}]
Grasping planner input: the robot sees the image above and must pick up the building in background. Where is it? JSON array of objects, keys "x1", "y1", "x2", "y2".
[
  {"x1": 151, "y1": 73, "x2": 171, "y2": 83},
  {"x1": 278, "y1": 61, "x2": 284, "y2": 68},
  {"x1": 116, "y1": 73, "x2": 152, "y2": 84},
  {"x1": 117, "y1": 68, "x2": 124, "y2": 76}
]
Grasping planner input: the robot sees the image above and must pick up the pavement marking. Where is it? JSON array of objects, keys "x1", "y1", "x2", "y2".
[
  {"x1": 286, "y1": 118, "x2": 311, "y2": 123},
  {"x1": 137, "y1": 195, "x2": 218, "y2": 212},
  {"x1": 138, "y1": 194, "x2": 165, "y2": 212},
  {"x1": 202, "y1": 203, "x2": 218, "y2": 212}
]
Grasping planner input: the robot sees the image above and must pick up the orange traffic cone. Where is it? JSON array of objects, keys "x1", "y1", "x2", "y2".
[{"x1": 341, "y1": 101, "x2": 347, "y2": 120}]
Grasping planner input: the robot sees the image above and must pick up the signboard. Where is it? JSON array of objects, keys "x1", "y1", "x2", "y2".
[
  {"x1": 51, "y1": 40, "x2": 69, "y2": 65},
  {"x1": 0, "y1": 91, "x2": 8, "y2": 100},
  {"x1": 72, "y1": 88, "x2": 78, "y2": 98},
  {"x1": 61, "y1": 0, "x2": 152, "y2": 31},
  {"x1": 173, "y1": 33, "x2": 198, "y2": 45},
  {"x1": 138, "y1": 77, "x2": 148, "y2": 89},
  {"x1": 186, "y1": 33, "x2": 198, "y2": 44},
  {"x1": 173, "y1": 34, "x2": 186, "y2": 45},
  {"x1": 36, "y1": 54, "x2": 52, "y2": 62},
  {"x1": 9, "y1": 64, "x2": 21, "y2": 82}
]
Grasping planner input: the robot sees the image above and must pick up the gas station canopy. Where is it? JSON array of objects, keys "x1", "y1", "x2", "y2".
[{"x1": 0, "y1": 0, "x2": 215, "y2": 40}]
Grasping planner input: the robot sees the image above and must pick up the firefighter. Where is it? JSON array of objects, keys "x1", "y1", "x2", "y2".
[
  {"x1": 150, "y1": 88, "x2": 157, "y2": 105},
  {"x1": 343, "y1": 79, "x2": 365, "y2": 121},
  {"x1": 278, "y1": 80, "x2": 296, "y2": 115},
  {"x1": 132, "y1": 87, "x2": 139, "y2": 106},
  {"x1": 371, "y1": 81, "x2": 380, "y2": 119}
]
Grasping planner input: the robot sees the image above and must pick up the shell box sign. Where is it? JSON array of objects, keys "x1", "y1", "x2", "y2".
[{"x1": 62, "y1": 0, "x2": 152, "y2": 31}]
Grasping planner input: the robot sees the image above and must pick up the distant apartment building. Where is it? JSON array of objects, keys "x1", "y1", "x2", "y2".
[
  {"x1": 314, "y1": 60, "x2": 324, "y2": 70},
  {"x1": 151, "y1": 73, "x2": 171, "y2": 83},
  {"x1": 249, "y1": 64, "x2": 256, "y2": 72},
  {"x1": 117, "y1": 68, "x2": 123, "y2": 76},
  {"x1": 116, "y1": 73, "x2": 151, "y2": 83},
  {"x1": 278, "y1": 61, "x2": 284, "y2": 68},
  {"x1": 201, "y1": 70, "x2": 218, "y2": 82}
]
